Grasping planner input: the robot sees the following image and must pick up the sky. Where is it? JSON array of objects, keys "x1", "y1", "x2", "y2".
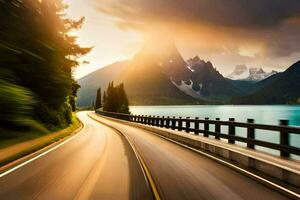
[{"x1": 65, "y1": 0, "x2": 300, "y2": 79}]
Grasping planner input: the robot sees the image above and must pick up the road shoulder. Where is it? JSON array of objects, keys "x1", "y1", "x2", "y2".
[{"x1": 0, "y1": 114, "x2": 83, "y2": 172}]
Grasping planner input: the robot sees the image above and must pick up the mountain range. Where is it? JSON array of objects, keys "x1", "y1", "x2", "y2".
[
  {"x1": 227, "y1": 65, "x2": 278, "y2": 81},
  {"x1": 232, "y1": 61, "x2": 300, "y2": 104},
  {"x1": 77, "y1": 41, "x2": 300, "y2": 107}
]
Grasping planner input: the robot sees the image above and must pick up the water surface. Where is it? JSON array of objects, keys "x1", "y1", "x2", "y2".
[{"x1": 130, "y1": 105, "x2": 300, "y2": 159}]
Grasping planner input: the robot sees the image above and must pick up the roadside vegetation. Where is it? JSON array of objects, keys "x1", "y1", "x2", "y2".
[
  {"x1": 0, "y1": 114, "x2": 81, "y2": 167},
  {"x1": 0, "y1": 1, "x2": 89, "y2": 149}
]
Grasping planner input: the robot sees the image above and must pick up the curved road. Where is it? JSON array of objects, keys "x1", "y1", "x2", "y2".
[
  {"x1": 0, "y1": 112, "x2": 153, "y2": 200},
  {"x1": 88, "y1": 112, "x2": 291, "y2": 200},
  {"x1": 0, "y1": 112, "x2": 293, "y2": 200}
]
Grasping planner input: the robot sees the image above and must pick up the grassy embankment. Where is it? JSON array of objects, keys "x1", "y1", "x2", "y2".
[{"x1": 0, "y1": 114, "x2": 82, "y2": 167}]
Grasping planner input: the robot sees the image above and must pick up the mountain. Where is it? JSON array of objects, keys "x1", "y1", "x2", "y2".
[
  {"x1": 227, "y1": 65, "x2": 278, "y2": 81},
  {"x1": 232, "y1": 61, "x2": 300, "y2": 104},
  {"x1": 173, "y1": 56, "x2": 242, "y2": 101},
  {"x1": 77, "y1": 41, "x2": 245, "y2": 106},
  {"x1": 115, "y1": 41, "x2": 202, "y2": 105},
  {"x1": 116, "y1": 40, "x2": 243, "y2": 104},
  {"x1": 227, "y1": 65, "x2": 249, "y2": 80},
  {"x1": 77, "y1": 61, "x2": 129, "y2": 107},
  {"x1": 184, "y1": 56, "x2": 242, "y2": 103}
]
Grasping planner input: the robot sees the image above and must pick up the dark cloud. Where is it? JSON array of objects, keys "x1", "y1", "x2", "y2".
[
  {"x1": 96, "y1": 0, "x2": 300, "y2": 70},
  {"x1": 98, "y1": 0, "x2": 300, "y2": 28}
]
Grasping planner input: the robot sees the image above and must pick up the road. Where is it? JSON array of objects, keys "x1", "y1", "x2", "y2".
[
  {"x1": 88, "y1": 112, "x2": 291, "y2": 200},
  {"x1": 0, "y1": 111, "x2": 293, "y2": 200},
  {"x1": 0, "y1": 112, "x2": 153, "y2": 200}
]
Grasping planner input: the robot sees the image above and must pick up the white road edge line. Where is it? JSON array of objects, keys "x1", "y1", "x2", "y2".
[
  {"x1": 0, "y1": 118, "x2": 86, "y2": 178},
  {"x1": 152, "y1": 132, "x2": 300, "y2": 199}
]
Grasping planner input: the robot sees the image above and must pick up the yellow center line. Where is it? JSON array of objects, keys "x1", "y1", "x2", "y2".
[{"x1": 88, "y1": 113, "x2": 162, "y2": 200}]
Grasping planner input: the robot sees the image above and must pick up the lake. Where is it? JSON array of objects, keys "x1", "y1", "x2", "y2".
[{"x1": 130, "y1": 105, "x2": 300, "y2": 159}]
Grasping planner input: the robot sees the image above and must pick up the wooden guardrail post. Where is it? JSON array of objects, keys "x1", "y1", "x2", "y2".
[
  {"x1": 186, "y1": 117, "x2": 190, "y2": 133},
  {"x1": 228, "y1": 118, "x2": 235, "y2": 144},
  {"x1": 152, "y1": 115, "x2": 155, "y2": 126},
  {"x1": 156, "y1": 116, "x2": 160, "y2": 127},
  {"x1": 137, "y1": 115, "x2": 140, "y2": 123},
  {"x1": 160, "y1": 116, "x2": 164, "y2": 127},
  {"x1": 138, "y1": 115, "x2": 141, "y2": 123},
  {"x1": 135, "y1": 115, "x2": 138, "y2": 122},
  {"x1": 153, "y1": 116, "x2": 156, "y2": 126},
  {"x1": 215, "y1": 118, "x2": 220, "y2": 139},
  {"x1": 172, "y1": 116, "x2": 176, "y2": 130},
  {"x1": 247, "y1": 119, "x2": 255, "y2": 149},
  {"x1": 166, "y1": 116, "x2": 170, "y2": 128},
  {"x1": 194, "y1": 117, "x2": 199, "y2": 135},
  {"x1": 280, "y1": 120, "x2": 290, "y2": 158},
  {"x1": 178, "y1": 117, "x2": 182, "y2": 131},
  {"x1": 148, "y1": 115, "x2": 151, "y2": 125},
  {"x1": 204, "y1": 118, "x2": 209, "y2": 137}
]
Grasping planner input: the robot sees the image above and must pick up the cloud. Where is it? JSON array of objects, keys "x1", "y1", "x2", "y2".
[
  {"x1": 97, "y1": 0, "x2": 300, "y2": 27},
  {"x1": 95, "y1": 0, "x2": 300, "y2": 71}
]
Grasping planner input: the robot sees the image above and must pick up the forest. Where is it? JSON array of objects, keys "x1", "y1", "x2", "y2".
[
  {"x1": 0, "y1": 0, "x2": 90, "y2": 132},
  {"x1": 95, "y1": 82, "x2": 130, "y2": 114}
]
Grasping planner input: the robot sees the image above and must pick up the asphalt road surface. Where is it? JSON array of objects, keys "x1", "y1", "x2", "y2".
[
  {"x1": 0, "y1": 111, "x2": 293, "y2": 200},
  {"x1": 88, "y1": 112, "x2": 291, "y2": 200},
  {"x1": 0, "y1": 112, "x2": 153, "y2": 200}
]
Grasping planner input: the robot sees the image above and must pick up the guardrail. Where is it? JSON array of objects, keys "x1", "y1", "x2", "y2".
[{"x1": 96, "y1": 110, "x2": 300, "y2": 158}]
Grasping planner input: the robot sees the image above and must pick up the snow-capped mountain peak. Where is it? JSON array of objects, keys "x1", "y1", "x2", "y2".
[
  {"x1": 227, "y1": 65, "x2": 249, "y2": 80},
  {"x1": 227, "y1": 65, "x2": 278, "y2": 81}
]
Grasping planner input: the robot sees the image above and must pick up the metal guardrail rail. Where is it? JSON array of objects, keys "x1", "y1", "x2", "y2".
[{"x1": 96, "y1": 111, "x2": 300, "y2": 158}]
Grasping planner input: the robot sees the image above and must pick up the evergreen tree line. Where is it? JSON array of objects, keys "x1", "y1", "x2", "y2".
[
  {"x1": 95, "y1": 82, "x2": 130, "y2": 114},
  {"x1": 0, "y1": 0, "x2": 90, "y2": 131}
]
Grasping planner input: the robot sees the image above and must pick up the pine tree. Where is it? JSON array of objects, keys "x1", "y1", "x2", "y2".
[
  {"x1": 103, "y1": 91, "x2": 107, "y2": 106},
  {"x1": 95, "y1": 88, "x2": 102, "y2": 110},
  {"x1": 117, "y1": 83, "x2": 129, "y2": 114},
  {"x1": 103, "y1": 82, "x2": 130, "y2": 114}
]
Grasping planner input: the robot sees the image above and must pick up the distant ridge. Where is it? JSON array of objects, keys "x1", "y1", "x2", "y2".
[
  {"x1": 232, "y1": 61, "x2": 300, "y2": 104},
  {"x1": 227, "y1": 65, "x2": 278, "y2": 81}
]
